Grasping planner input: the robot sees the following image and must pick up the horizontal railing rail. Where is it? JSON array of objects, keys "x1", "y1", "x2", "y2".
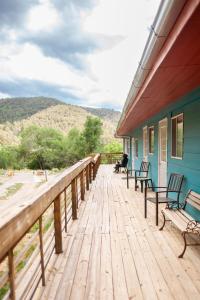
[
  {"x1": 0, "y1": 154, "x2": 101, "y2": 300},
  {"x1": 100, "y1": 152, "x2": 123, "y2": 164}
]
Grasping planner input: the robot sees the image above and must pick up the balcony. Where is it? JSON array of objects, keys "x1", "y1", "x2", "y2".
[{"x1": 1, "y1": 154, "x2": 200, "y2": 300}]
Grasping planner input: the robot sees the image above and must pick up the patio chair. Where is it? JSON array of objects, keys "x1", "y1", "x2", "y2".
[
  {"x1": 144, "y1": 173, "x2": 184, "y2": 226},
  {"x1": 127, "y1": 161, "x2": 150, "y2": 192}
]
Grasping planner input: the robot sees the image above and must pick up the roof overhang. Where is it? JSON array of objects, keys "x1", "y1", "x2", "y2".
[{"x1": 117, "y1": 0, "x2": 200, "y2": 136}]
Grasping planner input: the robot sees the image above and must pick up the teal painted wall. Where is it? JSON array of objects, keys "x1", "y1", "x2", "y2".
[{"x1": 129, "y1": 87, "x2": 200, "y2": 220}]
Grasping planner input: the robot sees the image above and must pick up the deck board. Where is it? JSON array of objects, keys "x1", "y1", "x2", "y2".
[{"x1": 35, "y1": 165, "x2": 200, "y2": 300}]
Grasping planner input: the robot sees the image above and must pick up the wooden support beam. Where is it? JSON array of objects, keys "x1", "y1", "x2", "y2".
[
  {"x1": 86, "y1": 166, "x2": 89, "y2": 191},
  {"x1": 39, "y1": 217, "x2": 45, "y2": 286},
  {"x1": 8, "y1": 249, "x2": 15, "y2": 300},
  {"x1": 80, "y1": 171, "x2": 85, "y2": 201},
  {"x1": 92, "y1": 163, "x2": 95, "y2": 180},
  {"x1": 64, "y1": 189, "x2": 67, "y2": 232},
  {"x1": 72, "y1": 179, "x2": 78, "y2": 220},
  {"x1": 89, "y1": 163, "x2": 92, "y2": 184},
  {"x1": 54, "y1": 194, "x2": 63, "y2": 254}
]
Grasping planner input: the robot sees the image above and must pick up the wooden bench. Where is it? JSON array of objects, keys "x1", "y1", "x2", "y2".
[{"x1": 159, "y1": 190, "x2": 200, "y2": 258}]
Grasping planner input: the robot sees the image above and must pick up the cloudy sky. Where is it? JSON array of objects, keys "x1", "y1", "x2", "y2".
[{"x1": 0, "y1": 0, "x2": 160, "y2": 110}]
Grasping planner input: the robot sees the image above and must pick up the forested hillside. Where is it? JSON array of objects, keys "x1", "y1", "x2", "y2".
[
  {"x1": 0, "y1": 97, "x2": 121, "y2": 145},
  {"x1": 0, "y1": 97, "x2": 61, "y2": 123}
]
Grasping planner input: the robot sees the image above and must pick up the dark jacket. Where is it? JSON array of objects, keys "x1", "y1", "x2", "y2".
[{"x1": 121, "y1": 154, "x2": 128, "y2": 167}]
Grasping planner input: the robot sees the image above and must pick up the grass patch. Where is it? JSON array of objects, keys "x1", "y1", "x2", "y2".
[
  {"x1": 44, "y1": 218, "x2": 53, "y2": 233},
  {"x1": 16, "y1": 260, "x2": 26, "y2": 273},
  {"x1": 0, "y1": 283, "x2": 9, "y2": 300},
  {"x1": 0, "y1": 183, "x2": 23, "y2": 200},
  {"x1": 6, "y1": 183, "x2": 23, "y2": 197},
  {"x1": 30, "y1": 222, "x2": 39, "y2": 233}
]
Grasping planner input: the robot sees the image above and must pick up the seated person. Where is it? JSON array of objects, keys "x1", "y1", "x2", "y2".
[{"x1": 114, "y1": 153, "x2": 128, "y2": 173}]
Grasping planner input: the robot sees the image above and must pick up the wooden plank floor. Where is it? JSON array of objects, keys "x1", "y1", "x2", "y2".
[{"x1": 36, "y1": 165, "x2": 200, "y2": 300}]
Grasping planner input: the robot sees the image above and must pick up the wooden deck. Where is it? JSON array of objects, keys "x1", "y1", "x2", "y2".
[{"x1": 35, "y1": 165, "x2": 200, "y2": 300}]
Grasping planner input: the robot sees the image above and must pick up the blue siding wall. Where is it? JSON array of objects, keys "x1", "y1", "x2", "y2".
[{"x1": 129, "y1": 87, "x2": 200, "y2": 219}]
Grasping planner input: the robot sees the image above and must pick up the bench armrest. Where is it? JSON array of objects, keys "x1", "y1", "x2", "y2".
[{"x1": 186, "y1": 220, "x2": 200, "y2": 235}]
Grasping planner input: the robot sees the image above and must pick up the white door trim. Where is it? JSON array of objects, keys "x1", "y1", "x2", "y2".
[
  {"x1": 143, "y1": 126, "x2": 148, "y2": 162},
  {"x1": 158, "y1": 118, "x2": 168, "y2": 186},
  {"x1": 131, "y1": 137, "x2": 135, "y2": 170}
]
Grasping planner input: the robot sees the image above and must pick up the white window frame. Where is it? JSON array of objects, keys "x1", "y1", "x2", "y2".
[
  {"x1": 134, "y1": 138, "x2": 139, "y2": 159},
  {"x1": 148, "y1": 126, "x2": 154, "y2": 155},
  {"x1": 171, "y1": 113, "x2": 184, "y2": 160},
  {"x1": 143, "y1": 126, "x2": 148, "y2": 161}
]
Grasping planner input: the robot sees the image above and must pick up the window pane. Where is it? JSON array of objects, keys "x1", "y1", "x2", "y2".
[
  {"x1": 149, "y1": 127, "x2": 154, "y2": 154},
  {"x1": 172, "y1": 118, "x2": 177, "y2": 157},
  {"x1": 177, "y1": 115, "x2": 183, "y2": 158},
  {"x1": 171, "y1": 115, "x2": 183, "y2": 158},
  {"x1": 135, "y1": 139, "x2": 138, "y2": 157}
]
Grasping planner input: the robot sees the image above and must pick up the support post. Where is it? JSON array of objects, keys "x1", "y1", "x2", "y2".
[
  {"x1": 92, "y1": 163, "x2": 95, "y2": 180},
  {"x1": 39, "y1": 217, "x2": 45, "y2": 286},
  {"x1": 80, "y1": 171, "x2": 85, "y2": 201},
  {"x1": 89, "y1": 163, "x2": 92, "y2": 184},
  {"x1": 72, "y1": 178, "x2": 78, "y2": 220},
  {"x1": 64, "y1": 189, "x2": 67, "y2": 232},
  {"x1": 54, "y1": 194, "x2": 63, "y2": 254},
  {"x1": 86, "y1": 166, "x2": 89, "y2": 191},
  {"x1": 8, "y1": 249, "x2": 15, "y2": 300}
]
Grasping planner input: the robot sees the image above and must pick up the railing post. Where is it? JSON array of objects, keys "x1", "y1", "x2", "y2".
[
  {"x1": 8, "y1": 248, "x2": 15, "y2": 300},
  {"x1": 39, "y1": 217, "x2": 45, "y2": 286},
  {"x1": 80, "y1": 171, "x2": 85, "y2": 201},
  {"x1": 72, "y1": 178, "x2": 78, "y2": 220},
  {"x1": 64, "y1": 188, "x2": 67, "y2": 232},
  {"x1": 54, "y1": 194, "x2": 63, "y2": 254},
  {"x1": 92, "y1": 163, "x2": 95, "y2": 180},
  {"x1": 89, "y1": 163, "x2": 92, "y2": 184},
  {"x1": 86, "y1": 166, "x2": 89, "y2": 191}
]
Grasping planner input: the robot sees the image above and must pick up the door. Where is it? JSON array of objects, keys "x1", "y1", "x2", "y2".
[
  {"x1": 131, "y1": 138, "x2": 135, "y2": 169},
  {"x1": 143, "y1": 126, "x2": 148, "y2": 161},
  {"x1": 158, "y1": 118, "x2": 168, "y2": 187}
]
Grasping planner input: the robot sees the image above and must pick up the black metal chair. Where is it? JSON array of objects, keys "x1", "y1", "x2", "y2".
[
  {"x1": 127, "y1": 161, "x2": 150, "y2": 192},
  {"x1": 144, "y1": 173, "x2": 184, "y2": 226}
]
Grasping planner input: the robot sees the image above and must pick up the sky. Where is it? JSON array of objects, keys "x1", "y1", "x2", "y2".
[{"x1": 0, "y1": 0, "x2": 161, "y2": 111}]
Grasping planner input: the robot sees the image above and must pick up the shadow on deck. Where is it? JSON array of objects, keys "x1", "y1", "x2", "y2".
[{"x1": 35, "y1": 165, "x2": 200, "y2": 300}]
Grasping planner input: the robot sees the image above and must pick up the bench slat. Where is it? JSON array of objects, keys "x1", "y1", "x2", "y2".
[
  {"x1": 186, "y1": 190, "x2": 200, "y2": 211},
  {"x1": 163, "y1": 209, "x2": 187, "y2": 232},
  {"x1": 187, "y1": 198, "x2": 200, "y2": 212}
]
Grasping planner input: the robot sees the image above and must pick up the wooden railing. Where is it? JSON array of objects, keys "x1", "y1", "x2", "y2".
[
  {"x1": 100, "y1": 152, "x2": 123, "y2": 164},
  {"x1": 0, "y1": 154, "x2": 100, "y2": 300}
]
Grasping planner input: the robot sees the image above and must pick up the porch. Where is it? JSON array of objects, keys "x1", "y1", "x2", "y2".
[{"x1": 35, "y1": 165, "x2": 200, "y2": 300}]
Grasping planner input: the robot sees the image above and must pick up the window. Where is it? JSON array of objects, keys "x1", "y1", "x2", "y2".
[
  {"x1": 135, "y1": 139, "x2": 138, "y2": 158},
  {"x1": 149, "y1": 127, "x2": 154, "y2": 154},
  {"x1": 143, "y1": 126, "x2": 148, "y2": 159},
  {"x1": 171, "y1": 114, "x2": 183, "y2": 158},
  {"x1": 127, "y1": 139, "x2": 130, "y2": 157}
]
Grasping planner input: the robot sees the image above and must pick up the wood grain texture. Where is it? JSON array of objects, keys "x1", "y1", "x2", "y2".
[{"x1": 36, "y1": 165, "x2": 200, "y2": 300}]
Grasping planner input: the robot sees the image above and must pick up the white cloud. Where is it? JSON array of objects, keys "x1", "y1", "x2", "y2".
[
  {"x1": 0, "y1": 92, "x2": 10, "y2": 98},
  {"x1": 27, "y1": 2, "x2": 60, "y2": 32},
  {"x1": 0, "y1": 0, "x2": 161, "y2": 109},
  {"x1": 82, "y1": 0, "x2": 161, "y2": 108}
]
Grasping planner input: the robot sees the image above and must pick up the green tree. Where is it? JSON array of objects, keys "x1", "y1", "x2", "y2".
[
  {"x1": 82, "y1": 116, "x2": 103, "y2": 154},
  {"x1": 19, "y1": 126, "x2": 65, "y2": 169},
  {"x1": 0, "y1": 146, "x2": 21, "y2": 169},
  {"x1": 103, "y1": 141, "x2": 123, "y2": 153},
  {"x1": 63, "y1": 128, "x2": 85, "y2": 165}
]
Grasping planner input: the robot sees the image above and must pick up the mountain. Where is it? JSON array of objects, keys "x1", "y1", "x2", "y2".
[
  {"x1": 82, "y1": 107, "x2": 120, "y2": 124},
  {"x1": 0, "y1": 97, "x2": 121, "y2": 145},
  {"x1": 0, "y1": 97, "x2": 62, "y2": 123}
]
